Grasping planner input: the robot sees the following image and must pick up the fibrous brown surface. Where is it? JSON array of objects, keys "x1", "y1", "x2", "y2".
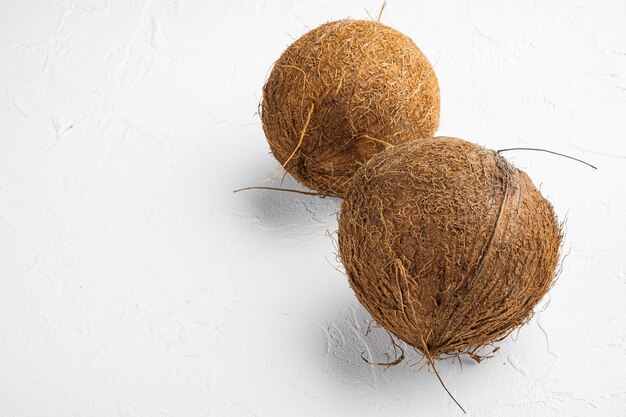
[
  {"x1": 338, "y1": 137, "x2": 562, "y2": 358},
  {"x1": 261, "y1": 19, "x2": 440, "y2": 196}
]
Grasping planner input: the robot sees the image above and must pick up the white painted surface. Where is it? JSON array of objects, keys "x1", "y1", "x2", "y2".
[{"x1": 1, "y1": 1, "x2": 625, "y2": 416}]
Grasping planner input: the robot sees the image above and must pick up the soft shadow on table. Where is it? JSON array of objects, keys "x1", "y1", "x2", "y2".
[
  {"x1": 232, "y1": 172, "x2": 341, "y2": 230},
  {"x1": 319, "y1": 303, "x2": 483, "y2": 411},
  {"x1": 321, "y1": 303, "x2": 426, "y2": 383}
]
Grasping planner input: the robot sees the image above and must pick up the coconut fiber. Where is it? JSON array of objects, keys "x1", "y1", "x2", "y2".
[
  {"x1": 338, "y1": 137, "x2": 562, "y2": 358},
  {"x1": 262, "y1": 19, "x2": 440, "y2": 196}
]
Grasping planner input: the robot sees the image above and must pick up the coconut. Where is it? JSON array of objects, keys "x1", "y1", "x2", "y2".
[
  {"x1": 338, "y1": 137, "x2": 562, "y2": 358},
  {"x1": 261, "y1": 19, "x2": 440, "y2": 196}
]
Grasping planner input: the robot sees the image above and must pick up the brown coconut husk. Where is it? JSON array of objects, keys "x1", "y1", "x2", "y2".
[
  {"x1": 261, "y1": 19, "x2": 440, "y2": 196},
  {"x1": 338, "y1": 137, "x2": 562, "y2": 359}
]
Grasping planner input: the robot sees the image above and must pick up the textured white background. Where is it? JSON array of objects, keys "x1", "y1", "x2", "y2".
[{"x1": 1, "y1": 0, "x2": 625, "y2": 416}]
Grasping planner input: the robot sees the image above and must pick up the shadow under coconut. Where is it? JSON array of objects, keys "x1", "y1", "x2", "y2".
[
  {"x1": 319, "y1": 302, "x2": 563, "y2": 415},
  {"x1": 234, "y1": 172, "x2": 341, "y2": 231},
  {"x1": 319, "y1": 303, "x2": 500, "y2": 411}
]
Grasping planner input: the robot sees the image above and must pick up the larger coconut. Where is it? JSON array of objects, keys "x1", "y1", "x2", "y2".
[
  {"x1": 338, "y1": 137, "x2": 562, "y2": 358},
  {"x1": 262, "y1": 19, "x2": 440, "y2": 196}
]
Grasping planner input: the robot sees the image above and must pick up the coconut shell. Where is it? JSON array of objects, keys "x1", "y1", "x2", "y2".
[
  {"x1": 262, "y1": 19, "x2": 440, "y2": 196},
  {"x1": 338, "y1": 137, "x2": 562, "y2": 358}
]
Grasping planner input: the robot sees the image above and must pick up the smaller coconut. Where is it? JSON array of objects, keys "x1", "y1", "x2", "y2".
[
  {"x1": 338, "y1": 137, "x2": 562, "y2": 358},
  {"x1": 262, "y1": 19, "x2": 440, "y2": 196}
]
